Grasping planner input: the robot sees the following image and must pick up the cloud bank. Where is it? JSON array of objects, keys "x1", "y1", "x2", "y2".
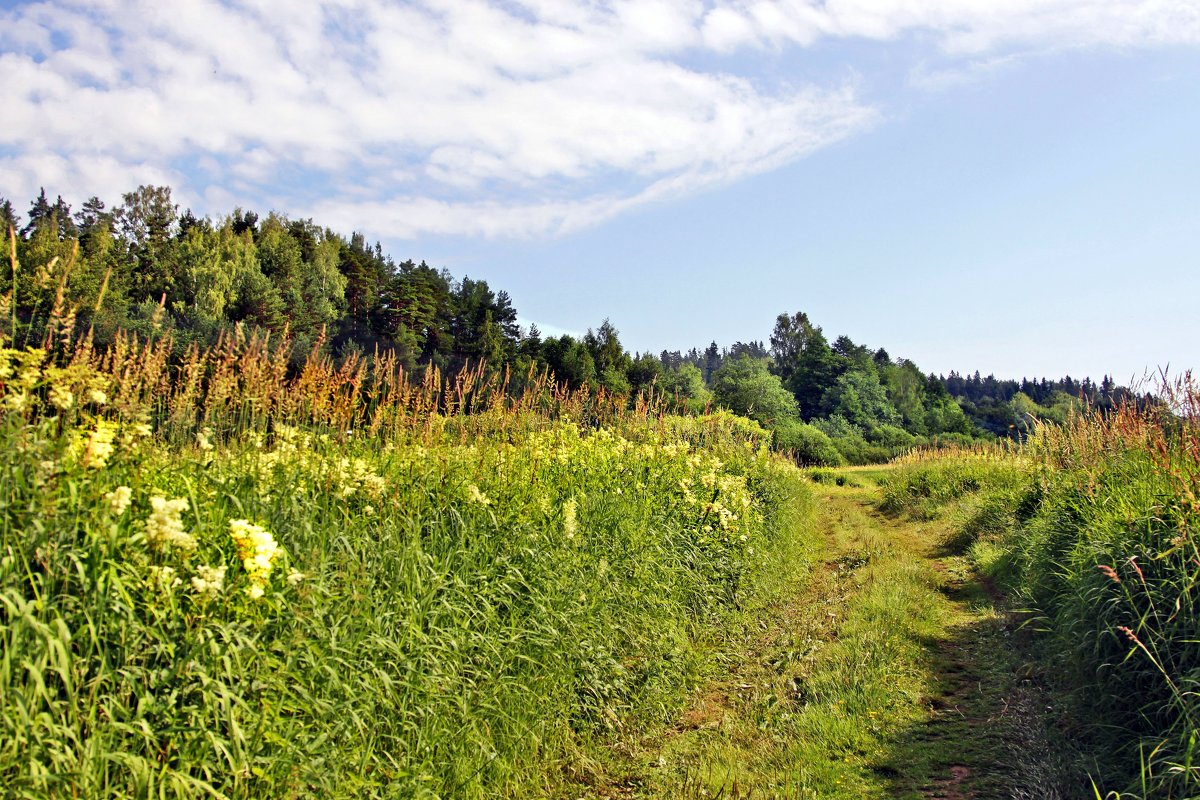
[{"x1": 1, "y1": 0, "x2": 1197, "y2": 239}]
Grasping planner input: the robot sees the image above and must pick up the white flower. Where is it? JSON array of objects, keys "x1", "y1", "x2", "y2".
[
  {"x1": 143, "y1": 496, "x2": 196, "y2": 552},
  {"x1": 190, "y1": 565, "x2": 227, "y2": 597},
  {"x1": 104, "y1": 486, "x2": 132, "y2": 516}
]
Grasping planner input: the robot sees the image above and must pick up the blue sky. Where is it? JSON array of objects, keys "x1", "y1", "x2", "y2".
[{"x1": 1, "y1": 0, "x2": 1198, "y2": 382}]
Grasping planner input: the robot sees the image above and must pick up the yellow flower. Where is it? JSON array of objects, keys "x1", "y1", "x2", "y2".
[
  {"x1": 563, "y1": 497, "x2": 578, "y2": 540},
  {"x1": 229, "y1": 518, "x2": 283, "y2": 597},
  {"x1": 4, "y1": 392, "x2": 30, "y2": 413},
  {"x1": 13, "y1": 348, "x2": 45, "y2": 390},
  {"x1": 121, "y1": 419, "x2": 153, "y2": 445},
  {"x1": 77, "y1": 420, "x2": 119, "y2": 469},
  {"x1": 49, "y1": 384, "x2": 74, "y2": 410}
]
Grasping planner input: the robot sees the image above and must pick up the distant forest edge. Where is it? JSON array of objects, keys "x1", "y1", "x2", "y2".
[{"x1": 0, "y1": 185, "x2": 1151, "y2": 464}]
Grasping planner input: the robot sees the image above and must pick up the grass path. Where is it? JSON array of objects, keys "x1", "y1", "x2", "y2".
[{"x1": 588, "y1": 471, "x2": 1081, "y2": 799}]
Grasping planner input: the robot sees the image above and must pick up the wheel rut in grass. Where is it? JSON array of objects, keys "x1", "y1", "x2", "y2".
[{"x1": 595, "y1": 473, "x2": 1078, "y2": 800}]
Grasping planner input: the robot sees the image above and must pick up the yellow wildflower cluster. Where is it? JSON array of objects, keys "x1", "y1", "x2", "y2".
[
  {"x1": 0, "y1": 348, "x2": 110, "y2": 416},
  {"x1": 143, "y1": 497, "x2": 197, "y2": 553},
  {"x1": 562, "y1": 497, "x2": 578, "y2": 540},
  {"x1": 49, "y1": 383, "x2": 74, "y2": 411},
  {"x1": 229, "y1": 519, "x2": 282, "y2": 599},
  {"x1": 0, "y1": 347, "x2": 46, "y2": 412},
  {"x1": 333, "y1": 457, "x2": 387, "y2": 499},
  {"x1": 466, "y1": 484, "x2": 491, "y2": 505},
  {"x1": 75, "y1": 419, "x2": 120, "y2": 469},
  {"x1": 122, "y1": 418, "x2": 153, "y2": 445},
  {"x1": 259, "y1": 423, "x2": 327, "y2": 458}
]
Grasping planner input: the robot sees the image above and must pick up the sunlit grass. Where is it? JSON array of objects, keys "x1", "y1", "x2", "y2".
[
  {"x1": 0, "y1": 320, "x2": 813, "y2": 798},
  {"x1": 880, "y1": 383, "x2": 1200, "y2": 798}
]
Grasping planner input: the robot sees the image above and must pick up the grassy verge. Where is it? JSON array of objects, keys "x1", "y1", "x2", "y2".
[{"x1": 880, "y1": 398, "x2": 1200, "y2": 799}]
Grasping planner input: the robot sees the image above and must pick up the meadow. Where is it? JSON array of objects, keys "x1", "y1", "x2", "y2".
[
  {"x1": 2, "y1": 239, "x2": 1197, "y2": 799},
  {"x1": 880, "y1": 382, "x2": 1200, "y2": 798},
  {"x1": 0, "y1": 323, "x2": 813, "y2": 798}
]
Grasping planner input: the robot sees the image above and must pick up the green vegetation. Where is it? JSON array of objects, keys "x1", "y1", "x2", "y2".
[
  {"x1": 578, "y1": 471, "x2": 1059, "y2": 799},
  {"x1": 881, "y1": 386, "x2": 1200, "y2": 798},
  {"x1": 0, "y1": 324, "x2": 816, "y2": 798},
  {"x1": 3, "y1": 196, "x2": 1195, "y2": 800},
  {"x1": 1, "y1": 188, "x2": 1152, "y2": 469}
]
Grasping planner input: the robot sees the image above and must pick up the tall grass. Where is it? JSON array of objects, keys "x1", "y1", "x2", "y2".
[
  {"x1": 881, "y1": 382, "x2": 1200, "y2": 797},
  {"x1": 0, "y1": 246, "x2": 812, "y2": 797}
]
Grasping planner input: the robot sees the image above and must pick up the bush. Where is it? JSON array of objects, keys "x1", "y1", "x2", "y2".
[
  {"x1": 866, "y1": 423, "x2": 916, "y2": 450},
  {"x1": 828, "y1": 433, "x2": 892, "y2": 465},
  {"x1": 773, "y1": 418, "x2": 845, "y2": 466}
]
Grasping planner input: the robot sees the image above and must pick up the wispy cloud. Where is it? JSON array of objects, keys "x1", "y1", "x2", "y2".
[{"x1": 1, "y1": 1, "x2": 1197, "y2": 240}]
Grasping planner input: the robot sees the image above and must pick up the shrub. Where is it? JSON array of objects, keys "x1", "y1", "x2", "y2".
[{"x1": 773, "y1": 418, "x2": 845, "y2": 466}]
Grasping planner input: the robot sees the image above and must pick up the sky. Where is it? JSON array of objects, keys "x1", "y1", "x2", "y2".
[{"x1": 1, "y1": 0, "x2": 1198, "y2": 383}]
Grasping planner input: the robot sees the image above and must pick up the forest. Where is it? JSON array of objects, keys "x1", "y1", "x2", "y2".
[{"x1": 0, "y1": 185, "x2": 1145, "y2": 467}]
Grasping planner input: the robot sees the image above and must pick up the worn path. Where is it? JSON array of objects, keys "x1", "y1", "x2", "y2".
[{"x1": 588, "y1": 471, "x2": 1083, "y2": 799}]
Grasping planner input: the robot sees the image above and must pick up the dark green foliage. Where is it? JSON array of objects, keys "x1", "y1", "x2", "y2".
[
  {"x1": 769, "y1": 311, "x2": 840, "y2": 419},
  {"x1": 711, "y1": 355, "x2": 799, "y2": 426},
  {"x1": 822, "y1": 367, "x2": 901, "y2": 431},
  {"x1": 628, "y1": 352, "x2": 664, "y2": 394},
  {"x1": 772, "y1": 418, "x2": 844, "y2": 466}
]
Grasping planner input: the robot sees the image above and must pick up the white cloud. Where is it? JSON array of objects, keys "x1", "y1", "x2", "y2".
[
  {"x1": 705, "y1": 0, "x2": 1200, "y2": 54},
  {"x1": 0, "y1": 0, "x2": 1197, "y2": 240}
]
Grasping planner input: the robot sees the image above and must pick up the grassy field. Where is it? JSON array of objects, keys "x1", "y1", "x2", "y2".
[
  {"x1": 879, "y1": 388, "x2": 1200, "y2": 799},
  {"x1": 582, "y1": 467, "x2": 1085, "y2": 799},
  {"x1": 0, "y1": 331, "x2": 817, "y2": 799},
  {"x1": 3, "y1": 305, "x2": 1197, "y2": 799}
]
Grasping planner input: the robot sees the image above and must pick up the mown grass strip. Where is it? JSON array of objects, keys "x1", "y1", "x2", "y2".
[{"x1": 612, "y1": 474, "x2": 1054, "y2": 799}]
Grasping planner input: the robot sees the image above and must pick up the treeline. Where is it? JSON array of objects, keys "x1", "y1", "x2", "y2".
[
  {"x1": 944, "y1": 371, "x2": 1141, "y2": 435},
  {"x1": 1, "y1": 187, "x2": 526, "y2": 373},
  {"x1": 1, "y1": 185, "x2": 1144, "y2": 463}
]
